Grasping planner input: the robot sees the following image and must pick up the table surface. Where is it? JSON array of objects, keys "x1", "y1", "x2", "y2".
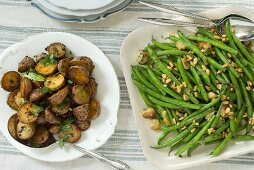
[{"x1": 0, "y1": 0, "x2": 254, "y2": 170}]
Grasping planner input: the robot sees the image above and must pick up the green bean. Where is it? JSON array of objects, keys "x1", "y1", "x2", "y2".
[
  {"x1": 177, "y1": 57, "x2": 192, "y2": 89},
  {"x1": 168, "y1": 142, "x2": 183, "y2": 156},
  {"x1": 209, "y1": 65, "x2": 229, "y2": 85},
  {"x1": 221, "y1": 72, "x2": 231, "y2": 84},
  {"x1": 152, "y1": 39, "x2": 176, "y2": 50},
  {"x1": 156, "y1": 49, "x2": 187, "y2": 56},
  {"x1": 187, "y1": 35, "x2": 237, "y2": 55},
  {"x1": 182, "y1": 122, "x2": 206, "y2": 143},
  {"x1": 204, "y1": 135, "x2": 222, "y2": 143},
  {"x1": 228, "y1": 71, "x2": 243, "y2": 110},
  {"x1": 170, "y1": 109, "x2": 180, "y2": 123},
  {"x1": 148, "y1": 95, "x2": 183, "y2": 109},
  {"x1": 166, "y1": 36, "x2": 180, "y2": 42},
  {"x1": 186, "y1": 71, "x2": 196, "y2": 84},
  {"x1": 215, "y1": 120, "x2": 230, "y2": 135},
  {"x1": 210, "y1": 132, "x2": 232, "y2": 156},
  {"x1": 157, "y1": 131, "x2": 170, "y2": 145},
  {"x1": 207, "y1": 58, "x2": 226, "y2": 72},
  {"x1": 197, "y1": 27, "x2": 214, "y2": 39},
  {"x1": 139, "y1": 88, "x2": 154, "y2": 107},
  {"x1": 236, "y1": 104, "x2": 246, "y2": 128},
  {"x1": 209, "y1": 70, "x2": 218, "y2": 86},
  {"x1": 236, "y1": 135, "x2": 254, "y2": 140},
  {"x1": 157, "y1": 105, "x2": 171, "y2": 125},
  {"x1": 187, "y1": 143, "x2": 201, "y2": 157},
  {"x1": 230, "y1": 117, "x2": 236, "y2": 135},
  {"x1": 151, "y1": 67, "x2": 163, "y2": 77},
  {"x1": 210, "y1": 104, "x2": 222, "y2": 128}
]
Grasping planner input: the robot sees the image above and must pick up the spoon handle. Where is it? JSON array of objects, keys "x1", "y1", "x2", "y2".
[{"x1": 69, "y1": 144, "x2": 130, "y2": 170}]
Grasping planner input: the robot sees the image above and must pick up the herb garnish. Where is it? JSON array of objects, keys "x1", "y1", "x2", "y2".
[
  {"x1": 67, "y1": 79, "x2": 73, "y2": 85},
  {"x1": 57, "y1": 117, "x2": 75, "y2": 148},
  {"x1": 21, "y1": 69, "x2": 45, "y2": 81},
  {"x1": 19, "y1": 98, "x2": 25, "y2": 105},
  {"x1": 40, "y1": 87, "x2": 52, "y2": 94},
  {"x1": 40, "y1": 54, "x2": 57, "y2": 66},
  {"x1": 57, "y1": 135, "x2": 71, "y2": 148},
  {"x1": 60, "y1": 117, "x2": 75, "y2": 131},
  {"x1": 31, "y1": 104, "x2": 44, "y2": 116}
]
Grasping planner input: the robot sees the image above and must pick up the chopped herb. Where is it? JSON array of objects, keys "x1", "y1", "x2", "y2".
[
  {"x1": 57, "y1": 103, "x2": 65, "y2": 112},
  {"x1": 38, "y1": 101, "x2": 47, "y2": 107},
  {"x1": 67, "y1": 79, "x2": 73, "y2": 85},
  {"x1": 40, "y1": 54, "x2": 57, "y2": 66},
  {"x1": 31, "y1": 105, "x2": 44, "y2": 116},
  {"x1": 19, "y1": 98, "x2": 25, "y2": 105},
  {"x1": 21, "y1": 71, "x2": 45, "y2": 82},
  {"x1": 57, "y1": 134, "x2": 71, "y2": 148},
  {"x1": 68, "y1": 108, "x2": 73, "y2": 112},
  {"x1": 30, "y1": 143, "x2": 41, "y2": 148},
  {"x1": 40, "y1": 87, "x2": 52, "y2": 94},
  {"x1": 60, "y1": 117, "x2": 75, "y2": 131}
]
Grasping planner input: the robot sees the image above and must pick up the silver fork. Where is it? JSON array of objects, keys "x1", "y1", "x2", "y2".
[{"x1": 138, "y1": 1, "x2": 254, "y2": 41}]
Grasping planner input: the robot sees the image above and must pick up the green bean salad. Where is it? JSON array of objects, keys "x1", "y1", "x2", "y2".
[{"x1": 131, "y1": 21, "x2": 254, "y2": 157}]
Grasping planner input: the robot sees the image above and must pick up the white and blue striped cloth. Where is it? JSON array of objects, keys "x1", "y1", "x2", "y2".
[{"x1": 0, "y1": 0, "x2": 254, "y2": 169}]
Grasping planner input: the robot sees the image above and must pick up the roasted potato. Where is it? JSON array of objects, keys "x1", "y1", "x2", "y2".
[
  {"x1": 1, "y1": 71, "x2": 20, "y2": 92},
  {"x1": 35, "y1": 53, "x2": 47, "y2": 63},
  {"x1": 51, "y1": 101, "x2": 70, "y2": 115},
  {"x1": 69, "y1": 56, "x2": 94, "y2": 75},
  {"x1": 17, "y1": 102, "x2": 42, "y2": 124},
  {"x1": 30, "y1": 126, "x2": 49, "y2": 144},
  {"x1": 58, "y1": 57, "x2": 73, "y2": 77},
  {"x1": 44, "y1": 73, "x2": 65, "y2": 91},
  {"x1": 48, "y1": 124, "x2": 61, "y2": 134},
  {"x1": 71, "y1": 85, "x2": 90, "y2": 105},
  {"x1": 87, "y1": 78, "x2": 97, "y2": 98},
  {"x1": 59, "y1": 124, "x2": 81, "y2": 143},
  {"x1": 14, "y1": 91, "x2": 23, "y2": 108},
  {"x1": 32, "y1": 80, "x2": 44, "y2": 88},
  {"x1": 16, "y1": 121, "x2": 35, "y2": 140},
  {"x1": 73, "y1": 104, "x2": 89, "y2": 121},
  {"x1": 46, "y1": 42, "x2": 66, "y2": 59},
  {"x1": 36, "y1": 114, "x2": 48, "y2": 126},
  {"x1": 44, "y1": 107, "x2": 61, "y2": 124},
  {"x1": 7, "y1": 90, "x2": 19, "y2": 110},
  {"x1": 35, "y1": 56, "x2": 57, "y2": 76},
  {"x1": 18, "y1": 56, "x2": 36, "y2": 72},
  {"x1": 88, "y1": 99, "x2": 101, "y2": 120},
  {"x1": 68, "y1": 66, "x2": 89, "y2": 85},
  {"x1": 75, "y1": 120, "x2": 91, "y2": 131},
  {"x1": 8, "y1": 114, "x2": 19, "y2": 140},
  {"x1": 48, "y1": 86, "x2": 69, "y2": 105},
  {"x1": 20, "y1": 77, "x2": 33, "y2": 99},
  {"x1": 29, "y1": 88, "x2": 46, "y2": 103}
]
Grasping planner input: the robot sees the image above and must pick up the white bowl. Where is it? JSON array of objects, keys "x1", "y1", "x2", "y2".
[{"x1": 0, "y1": 32, "x2": 119, "y2": 162}]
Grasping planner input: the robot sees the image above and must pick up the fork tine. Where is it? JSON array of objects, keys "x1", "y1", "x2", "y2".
[
  {"x1": 139, "y1": 1, "x2": 212, "y2": 22},
  {"x1": 137, "y1": 17, "x2": 213, "y2": 27}
]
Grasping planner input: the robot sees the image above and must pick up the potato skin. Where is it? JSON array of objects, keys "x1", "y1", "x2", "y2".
[
  {"x1": 51, "y1": 101, "x2": 70, "y2": 115},
  {"x1": 48, "y1": 86, "x2": 69, "y2": 105},
  {"x1": 75, "y1": 120, "x2": 91, "y2": 131},
  {"x1": 20, "y1": 77, "x2": 33, "y2": 99},
  {"x1": 46, "y1": 42, "x2": 66, "y2": 59},
  {"x1": 69, "y1": 56, "x2": 94, "y2": 75},
  {"x1": 18, "y1": 102, "x2": 39, "y2": 124},
  {"x1": 44, "y1": 73, "x2": 65, "y2": 91},
  {"x1": 7, "y1": 90, "x2": 19, "y2": 110},
  {"x1": 88, "y1": 99, "x2": 101, "y2": 120},
  {"x1": 36, "y1": 114, "x2": 48, "y2": 126},
  {"x1": 32, "y1": 80, "x2": 44, "y2": 88},
  {"x1": 1, "y1": 71, "x2": 20, "y2": 92},
  {"x1": 48, "y1": 124, "x2": 61, "y2": 134},
  {"x1": 16, "y1": 121, "x2": 35, "y2": 140},
  {"x1": 30, "y1": 126, "x2": 49, "y2": 144},
  {"x1": 18, "y1": 56, "x2": 36, "y2": 72},
  {"x1": 29, "y1": 88, "x2": 46, "y2": 103},
  {"x1": 58, "y1": 57, "x2": 73, "y2": 77},
  {"x1": 73, "y1": 104, "x2": 89, "y2": 121},
  {"x1": 8, "y1": 114, "x2": 19, "y2": 140},
  {"x1": 71, "y1": 85, "x2": 90, "y2": 105},
  {"x1": 44, "y1": 107, "x2": 61, "y2": 124},
  {"x1": 14, "y1": 91, "x2": 23, "y2": 108},
  {"x1": 68, "y1": 66, "x2": 89, "y2": 85},
  {"x1": 59, "y1": 124, "x2": 81, "y2": 143},
  {"x1": 87, "y1": 78, "x2": 97, "y2": 98}
]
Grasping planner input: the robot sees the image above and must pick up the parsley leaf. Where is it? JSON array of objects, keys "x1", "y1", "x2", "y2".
[
  {"x1": 40, "y1": 87, "x2": 52, "y2": 94},
  {"x1": 31, "y1": 105, "x2": 44, "y2": 116},
  {"x1": 19, "y1": 98, "x2": 25, "y2": 105},
  {"x1": 57, "y1": 134, "x2": 71, "y2": 149},
  {"x1": 60, "y1": 117, "x2": 75, "y2": 131},
  {"x1": 67, "y1": 79, "x2": 73, "y2": 85},
  {"x1": 21, "y1": 71, "x2": 45, "y2": 82},
  {"x1": 40, "y1": 54, "x2": 57, "y2": 66}
]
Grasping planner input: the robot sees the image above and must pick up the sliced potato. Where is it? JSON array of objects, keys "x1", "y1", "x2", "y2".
[
  {"x1": 29, "y1": 88, "x2": 46, "y2": 103},
  {"x1": 44, "y1": 107, "x2": 61, "y2": 124},
  {"x1": 87, "y1": 78, "x2": 97, "y2": 98},
  {"x1": 8, "y1": 114, "x2": 19, "y2": 140},
  {"x1": 88, "y1": 99, "x2": 101, "y2": 120},
  {"x1": 32, "y1": 80, "x2": 44, "y2": 88},
  {"x1": 18, "y1": 56, "x2": 36, "y2": 72},
  {"x1": 17, "y1": 102, "x2": 41, "y2": 124},
  {"x1": 16, "y1": 121, "x2": 35, "y2": 140},
  {"x1": 14, "y1": 91, "x2": 23, "y2": 108},
  {"x1": 71, "y1": 85, "x2": 90, "y2": 105},
  {"x1": 36, "y1": 114, "x2": 48, "y2": 126},
  {"x1": 48, "y1": 86, "x2": 69, "y2": 105},
  {"x1": 69, "y1": 56, "x2": 94, "y2": 75},
  {"x1": 51, "y1": 101, "x2": 70, "y2": 115},
  {"x1": 7, "y1": 90, "x2": 19, "y2": 110},
  {"x1": 48, "y1": 124, "x2": 61, "y2": 134},
  {"x1": 73, "y1": 104, "x2": 89, "y2": 121},
  {"x1": 68, "y1": 66, "x2": 89, "y2": 85},
  {"x1": 30, "y1": 126, "x2": 49, "y2": 144},
  {"x1": 75, "y1": 120, "x2": 91, "y2": 131},
  {"x1": 35, "y1": 58, "x2": 57, "y2": 76},
  {"x1": 20, "y1": 77, "x2": 33, "y2": 99},
  {"x1": 44, "y1": 73, "x2": 65, "y2": 91},
  {"x1": 58, "y1": 57, "x2": 73, "y2": 77},
  {"x1": 35, "y1": 53, "x2": 47, "y2": 63},
  {"x1": 59, "y1": 124, "x2": 81, "y2": 143},
  {"x1": 46, "y1": 42, "x2": 66, "y2": 58},
  {"x1": 1, "y1": 71, "x2": 20, "y2": 92}
]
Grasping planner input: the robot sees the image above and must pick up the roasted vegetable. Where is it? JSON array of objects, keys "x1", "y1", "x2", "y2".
[
  {"x1": 35, "y1": 55, "x2": 57, "y2": 76},
  {"x1": 46, "y1": 42, "x2": 66, "y2": 58},
  {"x1": 30, "y1": 126, "x2": 49, "y2": 144},
  {"x1": 17, "y1": 102, "x2": 43, "y2": 124},
  {"x1": 20, "y1": 77, "x2": 33, "y2": 99},
  {"x1": 73, "y1": 104, "x2": 89, "y2": 121},
  {"x1": 29, "y1": 88, "x2": 46, "y2": 103},
  {"x1": 8, "y1": 114, "x2": 19, "y2": 140},
  {"x1": 87, "y1": 78, "x2": 97, "y2": 98},
  {"x1": 51, "y1": 101, "x2": 70, "y2": 115},
  {"x1": 48, "y1": 124, "x2": 61, "y2": 134},
  {"x1": 16, "y1": 121, "x2": 35, "y2": 140},
  {"x1": 18, "y1": 56, "x2": 36, "y2": 72},
  {"x1": 48, "y1": 86, "x2": 69, "y2": 105},
  {"x1": 68, "y1": 66, "x2": 89, "y2": 85},
  {"x1": 14, "y1": 91, "x2": 23, "y2": 108},
  {"x1": 32, "y1": 80, "x2": 44, "y2": 88},
  {"x1": 1, "y1": 71, "x2": 20, "y2": 92},
  {"x1": 44, "y1": 73, "x2": 65, "y2": 91},
  {"x1": 59, "y1": 124, "x2": 81, "y2": 143},
  {"x1": 69, "y1": 56, "x2": 94, "y2": 75},
  {"x1": 71, "y1": 85, "x2": 90, "y2": 105},
  {"x1": 88, "y1": 99, "x2": 101, "y2": 120},
  {"x1": 75, "y1": 120, "x2": 91, "y2": 131},
  {"x1": 58, "y1": 57, "x2": 73, "y2": 77},
  {"x1": 7, "y1": 90, "x2": 19, "y2": 110},
  {"x1": 44, "y1": 107, "x2": 61, "y2": 124},
  {"x1": 36, "y1": 114, "x2": 48, "y2": 126}
]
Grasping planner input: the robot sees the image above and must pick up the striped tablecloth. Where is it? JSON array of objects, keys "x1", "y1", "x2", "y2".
[{"x1": 0, "y1": 0, "x2": 254, "y2": 169}]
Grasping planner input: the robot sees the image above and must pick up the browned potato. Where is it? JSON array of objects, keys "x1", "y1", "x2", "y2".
[
  {"x1": 16, "y1": 121, "x2": 35, "y2": 140},
  {"x1": 36, "y1": 114, "x2": 48, "y2": 126},
  {"x1": 35, "y1": 57, "x2": 57, "y2": 76},
  {"x1": 14, "y1": 91, "x2": 23, "y2": 108},
  {"x1": 73, "y1": 104, "x2": 89, "y2": 121},
  {"x1": 51, "y1": 101, "x2": 70, "y2": 115},
  {"x1": 48, "y1": 124, "x2": 61, "y2": 134},
  {"x1": 48, "y1": 86, "x2": 69, "y2": 105},
  {"x1": 69, "y1": 56, "x2": 94, "y2": 75},
  {"x1": 32, "y1": 80, "x2": 44, "y2": 88},
  {"x1": 75, "y1": 120, "x2": 91, "y2": 131},
  {"x1": 30, "y1": 126, "x2": 49, "y2": 144},
  {"x1": 46, "y1": 42, "x2": 66, "y2": 59},
  {"x1": 44, "y1": 107, "x2": 61, "y2": 124},
  {"x1": 44, "y1": 73, "x2": 65, "y2": 91},
  {"x1": 58, "y1": 57, "x2": 73, "y2": 77},
  {"x1": 1, "y1": 71, "x2": 20, "y2": 92},
  {"x1": 18, "y1": 102, "x2": 42, "y2": 124},
  {"x1": 20, "y1": 77, "x2": 33, "y2": 99},
  {"x1": 71, "y1": 85, "x2": 90, "y2": 105},
  {"x1": 7, "y1": 90, "x2": 19, "y2": 110},
  {"x1": 68, "y1": 66, "x2": 89, "y2": 85},
  {"x1": 8, "y1": 114, "x2": 19, "y2": 140},
  {"x1": 18, "y1": 56, "x2": 36, "y2": 72},
  {"x1": 87, "y1": 78, "x2": 97, "y2": 98},
  {"x1": 88, "y1": 99, "x2": 101, "y2": 120},
  {"x1": 29, "y1": 88, "x2": 46, "y2": 103},
  {"x1": 59, "y1": 124, "x2": 81, "y2": 143}
]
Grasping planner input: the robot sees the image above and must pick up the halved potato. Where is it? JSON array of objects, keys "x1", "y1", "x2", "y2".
[
  {"x1": 16, "y1": 121, "x2": 35, "y2": 140},
  {"x1": 73, "y1": 104, "x2": 89, "y2": 121},
  {"x1": 87, "y1": 99, "x2": 101, "y2": 120},
  {"x1": 46, "y1": 42, "x2": 66, "y2": 59},
  {"x1": 68, "y1": 66, "x2": 89, "y2": 85},
  {"x1": 35, "y1": 58, "x2": 57, "y2": 76},
  {"x1": 75, "y1": 120, "x2": 91, "y2": 131},
  {"x1": 8, "y1": 114, "x2": 19, "y2": 140},
  {"x1": 48, "y1": 124, "x2": 61, "y2": 134},
  {"x1": 69, "y1": 56, "x2": 94, "y2": 75},
  {"x1": 44, "y1": 107, "x2": 61, "y2": 124},
  {"x1": 17, "y1": 102, "x2": 42, "y2": 124},
  {"x1": 20, "y1": 77, "x2": 33, "y2": 99},
  {"x1": 59, "y1": 124, "x2": 81, "y2": 143},
  {"x1": 7, "y1": 90, "x2": 19, "y2": 110},
  {"x1": 87, "y1": 78, "x2": 97, "y2": 98},
  {"x1": 71, "y1": 85, "x2": 90, "y2": 105},
  {"x1": 36, "y1": 114, "x2": 48, "y2": 126},
  {"x1": 14, "y1": 91, "x2": 23, "y2": 108},
  {"x1": 48, "y1": 86, "x2": 69, "y2": 105},
  {"x1": 30, "y1": 126, "x2": 49, "y2": 144},
  {"x1": 58, "y1": 57, "x2": 73, "y2": 77},
  {"x1": 44, "y1": 73, "x2": 65, "y2": 91},
  {"x1": 32, "y1": 80, "x2": 44, "y2": 88},
  {"x1": 18, "y1": 56, "x2": 36, "y2": 72},
  {"x1": 29, "y1": 88, "x2": 46, "y2": 103},
  {"x1": 51, "y1": 101, "x2": 70, "y2": 115},
  {"x1": 1, "y1": 71, "x2": 20, "y2": 92}
]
